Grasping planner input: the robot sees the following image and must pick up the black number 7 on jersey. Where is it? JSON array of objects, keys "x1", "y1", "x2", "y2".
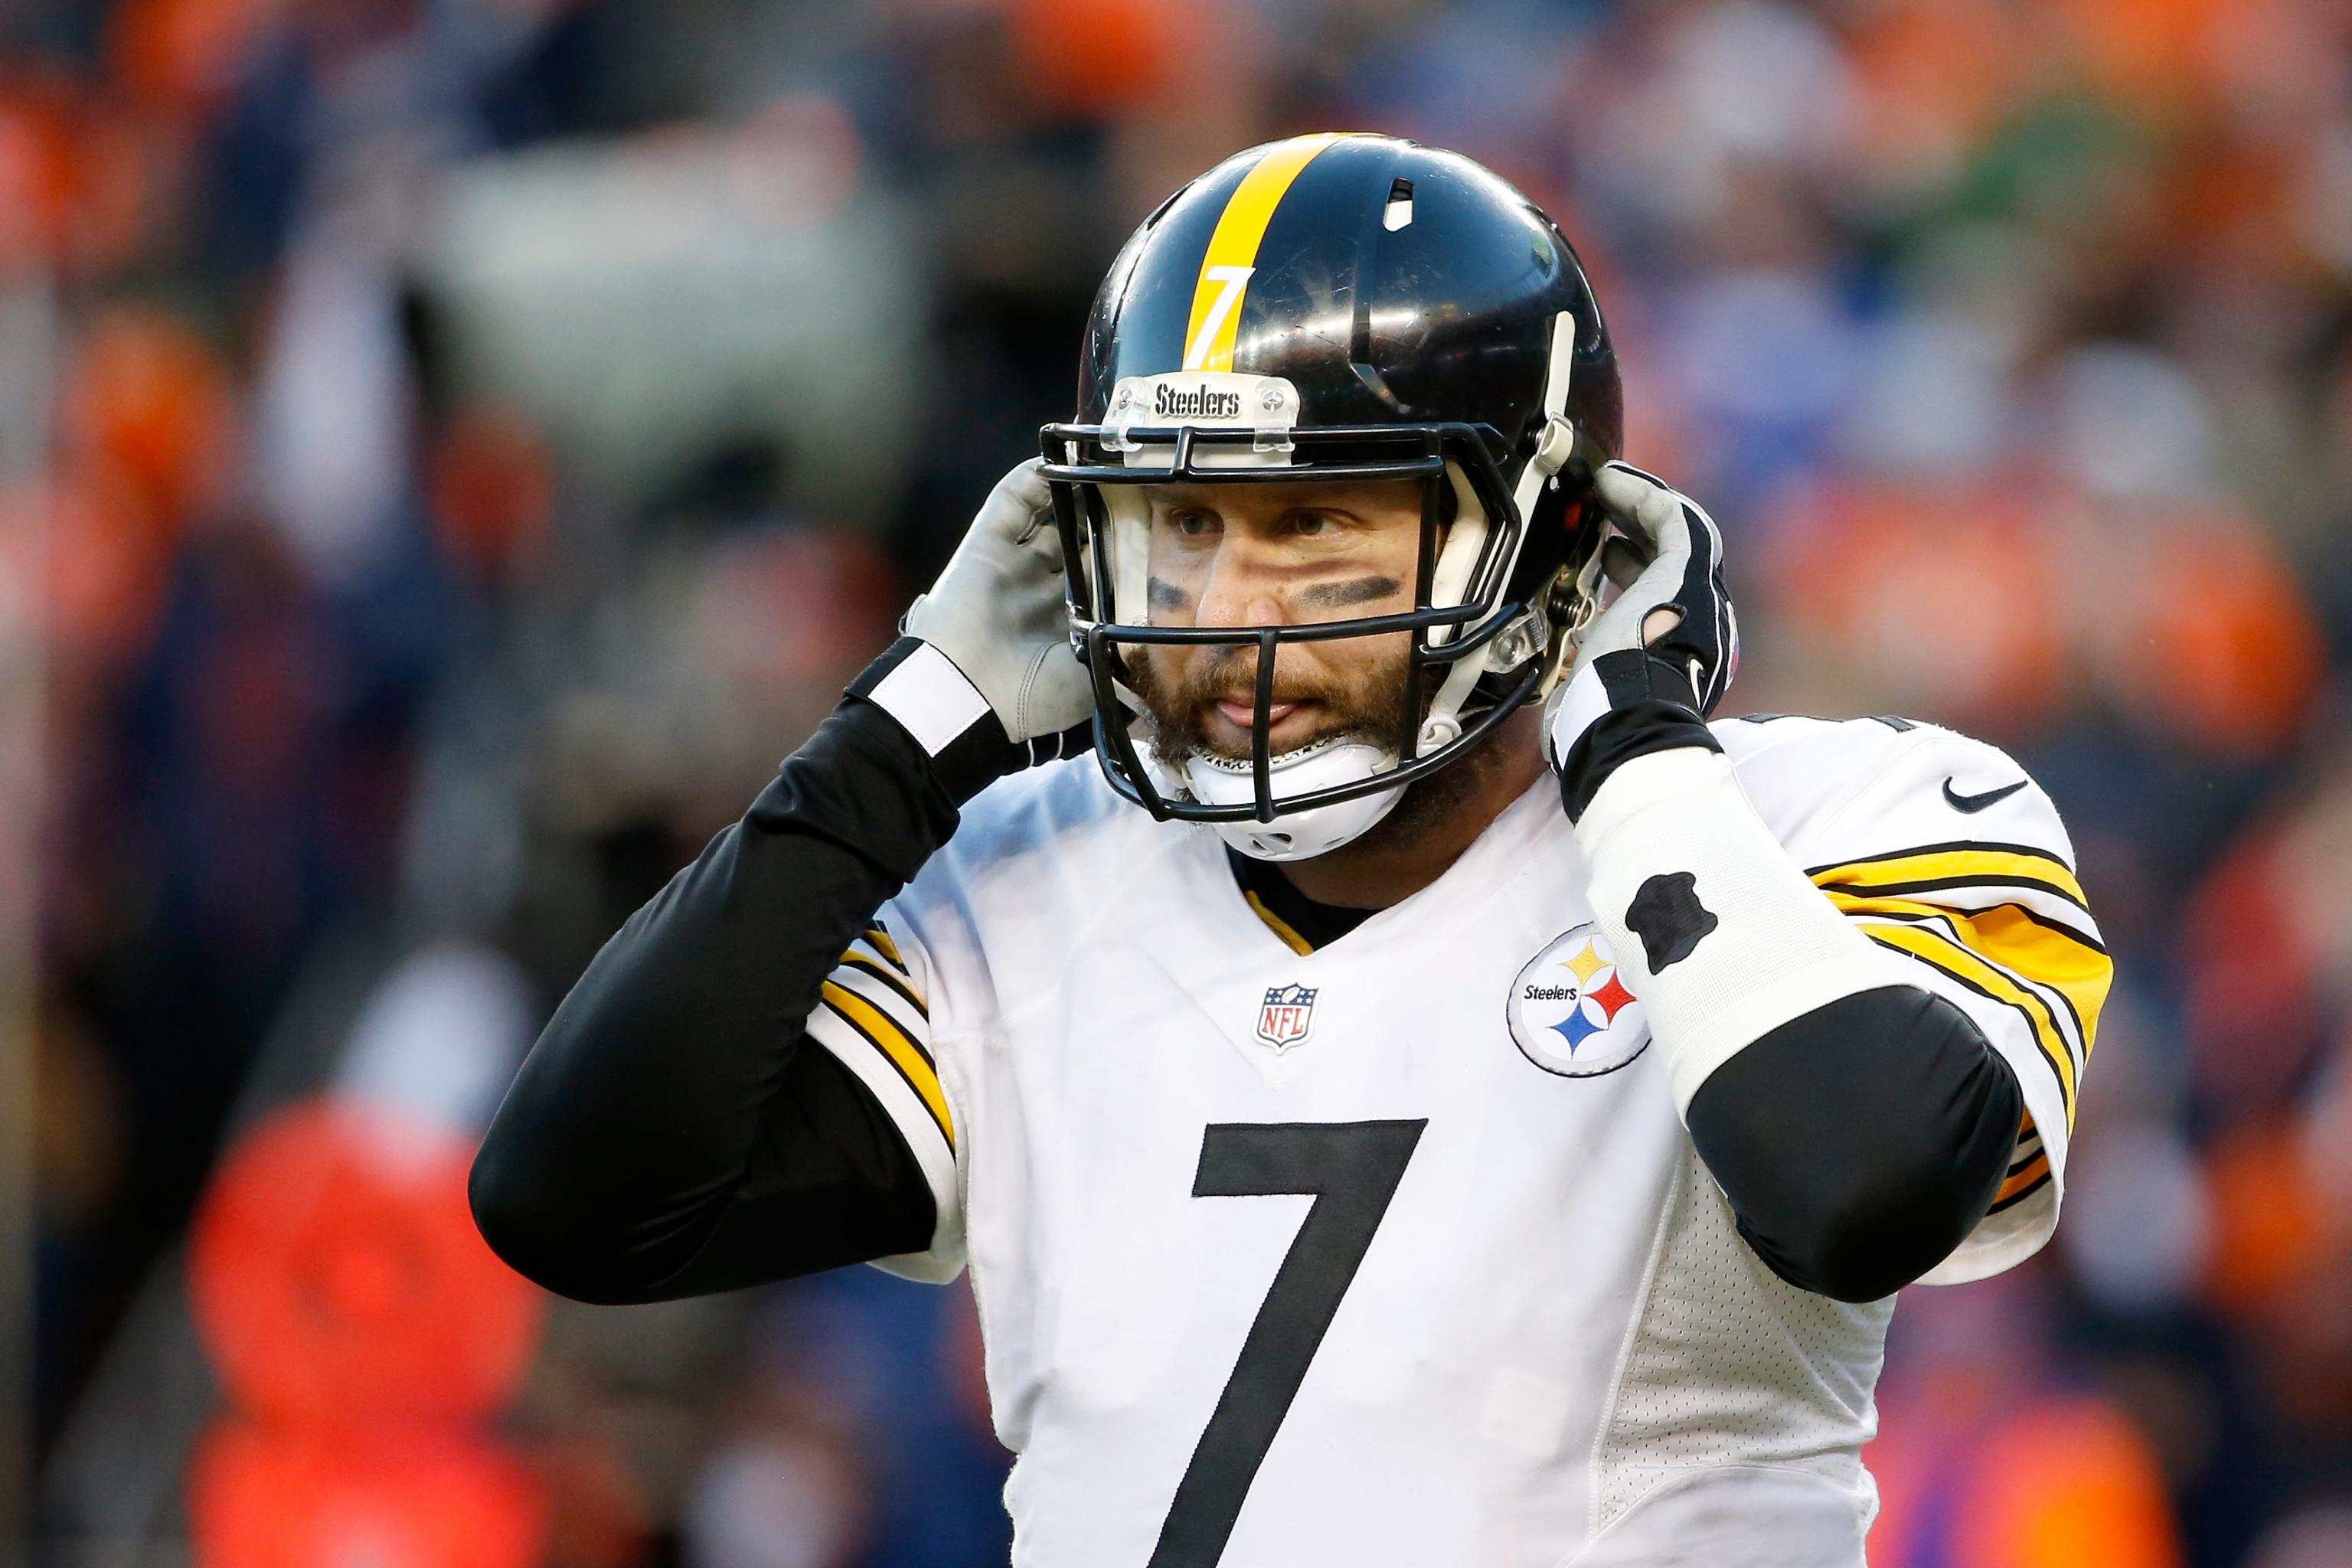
[{"x1": 1148, "y1": 1119, "x2": 1428, "y2": 1568}]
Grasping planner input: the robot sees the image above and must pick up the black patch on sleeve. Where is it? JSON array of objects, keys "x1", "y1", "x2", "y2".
[{"x1": 1624, "y1": 871, "x2": 1717, "y2": 970}]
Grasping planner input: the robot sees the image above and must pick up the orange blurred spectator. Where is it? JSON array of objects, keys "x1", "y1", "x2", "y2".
[
  {"x1": 429, "y1": 403, "x2": 554, "y2": 588},
  {"x1": 1950, "y1": 1395, "x2": 2185, "y2": 1568},
  {"x1": 1762, "y1": 477, "x2": 2073, "y2": 736},
  {"x1": 0, "y1": 73, "x2": 149, "y2": 273},
  {"x1": 110, "y1": 0, "x2": 287, "y2": 125},
  {"x1": 1840, "y1": 0, "x2": 2043, "y2": 194},
  {"x1": 2200, "y1": 1119, "x2": 2330, "y2": 1316},
  {"x1": 191, "y1": 1419, "x2": 547, "y2": 1568},
  {"x1": 186, "y1": 1099, "x2": 554, "y2": 1566},
  {"x1": 61, "y1": 304, "x2": 239, "y2": 543},
  {"x1": 38, "y1": 307, "x2": 240, "y2": 678},
  {"x1": 1009, "y1": 0, "x2": 1189, "y2": 117},
  {"x1": 2053, "y1": 0, "x2": 2230, "y2": 112},
  {"x1": 2199, "y1": 1116, "x2": 2352, "y2": 1433},
  {"x1": 189, "y1": 1099, "x2": 544, "y2": 1429},
  {"x1": 2091, "y1": 513, "x2": 2323, "y2": 758},
  {"x1": 1871, "y1": 1272, "x2": 2186, "y2": 1568}
]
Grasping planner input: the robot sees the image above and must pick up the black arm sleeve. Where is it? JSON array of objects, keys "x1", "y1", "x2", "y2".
[
  {"x1": 469, "y1": 692, "x2": 982, "y2": 1305},
  {"x1": 1684, "y1": 984, "x2": 2024, "y2": 1303}
]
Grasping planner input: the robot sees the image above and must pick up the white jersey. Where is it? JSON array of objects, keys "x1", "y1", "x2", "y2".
[{"x1": 800, "y1": 714, "x2": 2106, "y2": 1567}]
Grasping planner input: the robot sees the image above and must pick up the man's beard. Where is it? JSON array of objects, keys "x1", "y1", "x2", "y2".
[
  {"x1": 1124, "y1": 642, "x2": 1509, "y2": 855},
  {"x1": 1126, "y1": 640, "x2": 1409, "y2": 765}
]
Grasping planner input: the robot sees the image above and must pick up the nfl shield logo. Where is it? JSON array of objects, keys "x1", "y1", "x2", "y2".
[{"x1": 1255, "y1": 983, "x2": 1318, "y2": 1053}]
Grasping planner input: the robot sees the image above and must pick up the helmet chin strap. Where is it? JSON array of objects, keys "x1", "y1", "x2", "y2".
[{"x1": 1179, "y1": 740, "x2": 1405, "y2": 862}]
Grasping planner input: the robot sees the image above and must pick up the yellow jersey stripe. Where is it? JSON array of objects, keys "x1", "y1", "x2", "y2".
[
  {"x1": 1851, "y1": 905, "x2": 2089, "y2": 1068},
  {"x1": 1182, "y1": 134, "x2": 1346, "y2": 371},
  {"x1": 1244, "y1": 890, "x2": 1316, "y2": 956},
  {"x1": 820, "y1": 981, "x2": 952, "y2": 1147},
  {"x1": 1996, "y1": 1151, "x2": 2051, "y2": 1204},
  {"x1": 1821, "y1": 891, "x2": 2108, "y2": 1069},
  {"x1": 1808, "y1": 841, "x2": 2087, "y2": 911},
  {"x1": 1856, "y1": 925, "x2": 2079, "y2": 1125},
  {"x1": 1989, "y1": 1169, "x2": 2052, "y2": 1214},
  {"x1": 861, "y1": 925, "x2": 909, "y2": 974},
  {"x1": 839, "y1": 952, "x2": 929, "y2": 1021},
  {"x1": 2007, "y1": 900, "x2": 2108, "y2": 956}
]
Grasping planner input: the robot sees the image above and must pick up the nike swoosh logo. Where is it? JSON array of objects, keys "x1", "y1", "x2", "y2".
[{"x1": 1943, "y1": 776, "x2": 2027, "y2": 813}]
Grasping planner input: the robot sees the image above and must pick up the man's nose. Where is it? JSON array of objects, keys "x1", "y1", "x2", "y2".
[{"x1": 1191, "y1": 537, "x2": 1289, "y2": 629}]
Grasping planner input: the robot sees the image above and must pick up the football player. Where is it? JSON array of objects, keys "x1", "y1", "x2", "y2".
[{"x1": 472, "y1": 136, "x2": 2105, "y2": 1566}]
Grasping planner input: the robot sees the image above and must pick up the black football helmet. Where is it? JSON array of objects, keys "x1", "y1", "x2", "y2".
[{"x1": 1039, "y1": 133, "x2": 1622, "y2": 857}]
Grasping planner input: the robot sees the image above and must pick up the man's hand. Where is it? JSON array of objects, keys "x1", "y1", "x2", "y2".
[
  {"x1": 904, "y1": 459, "x2": 1094, "y2": 754},
  {"x1": 1573, "y1": 463, "x2": 1738, "y2": 708},
  {"x1": 850, "y1": 461, "x2": 1095, "y2": 795},
  {"x1": 1544, "y1": 463, "x2": 1739, "y2": 818}
]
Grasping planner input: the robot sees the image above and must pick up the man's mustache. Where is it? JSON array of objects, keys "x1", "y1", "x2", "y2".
[
  {"x1": 1171, "y1": 656, "x2": 1337, "y2": 714},
  {"x1": 1131, "y1": 642, "x2": 1407, "y2": 763}
]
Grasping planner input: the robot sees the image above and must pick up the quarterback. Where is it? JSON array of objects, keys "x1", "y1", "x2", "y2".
[{"x1": 473, "y1": 136, "x2": 2105, "y2": 1566}]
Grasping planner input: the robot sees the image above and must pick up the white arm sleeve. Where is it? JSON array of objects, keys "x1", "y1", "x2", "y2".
[{"x1": 1572, "y1": 748, "x2": 1920, "y2": 1118}]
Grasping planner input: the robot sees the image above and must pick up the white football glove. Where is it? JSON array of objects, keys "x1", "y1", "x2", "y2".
[
  {"x1": 1544, "y1": 463, "x2": 1740, "y2": 818},
  {"x1": 851, "y1": 460, "x2": 1095, "y2": 795},
  {"x1": 904, "y1": 459, "x2": 1095, "y2": 742}
]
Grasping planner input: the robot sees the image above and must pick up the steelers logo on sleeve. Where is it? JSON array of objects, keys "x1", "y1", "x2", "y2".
[{"x1": 1506, "y1": 924, "x2": 1651, "y2": 1078}]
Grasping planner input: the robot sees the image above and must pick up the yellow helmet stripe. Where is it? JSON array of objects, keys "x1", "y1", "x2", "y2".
[{"x1": 1182, "y1": 133, "x2": 1347, "y2": 372}]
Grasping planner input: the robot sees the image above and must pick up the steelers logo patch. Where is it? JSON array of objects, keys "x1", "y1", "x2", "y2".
[{"x1": 1507, "y1": 924, "x2": 1651, "y2": 1078}]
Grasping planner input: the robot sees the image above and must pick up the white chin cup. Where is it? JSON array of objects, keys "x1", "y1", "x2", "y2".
[{"x1": 1178, "y1": 740, "x2": 1404, "y2": 862}]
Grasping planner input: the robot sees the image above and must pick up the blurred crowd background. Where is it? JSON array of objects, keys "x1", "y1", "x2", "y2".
[{"x1": 5, "y1": 0, "x2": 2352, "y2": 1563}]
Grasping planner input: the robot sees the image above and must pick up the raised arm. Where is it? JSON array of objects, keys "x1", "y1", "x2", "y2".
[
  {"x1": 1546, "y1": 466, "x2": 2036, "y2": 1303},
  {"x1": 469, "y1": 462, "x2": 1093, "y2": 1302}
]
